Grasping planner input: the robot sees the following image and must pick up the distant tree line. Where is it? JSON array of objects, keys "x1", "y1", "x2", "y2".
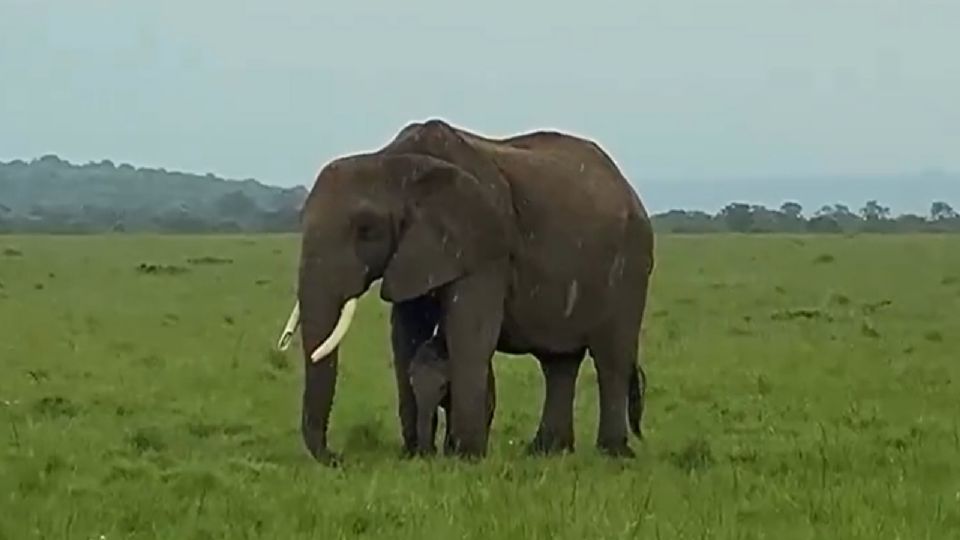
[
  {"x1": 651, "y1": 200, "x2": 960, "y2": 234},
  {"x1": 1, "y1": 155, "x2": 957, "y2": 234},
  {"x1": 0, "y1": 155, "x2": 307, "y2": 234}
]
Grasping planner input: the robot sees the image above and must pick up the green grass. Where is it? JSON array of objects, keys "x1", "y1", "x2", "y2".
[{"x1": 1, "y1": 234, "x2": 959, "y2": 539}]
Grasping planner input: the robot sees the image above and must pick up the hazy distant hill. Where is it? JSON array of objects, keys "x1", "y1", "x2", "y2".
[{"x1": 0, "y1": 155, "x2": 307, "y2": 233}]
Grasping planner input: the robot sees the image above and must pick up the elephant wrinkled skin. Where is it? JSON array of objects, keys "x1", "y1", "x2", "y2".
[{"x1": 285, "y1": 118, "x2": 654, "y2": 463}]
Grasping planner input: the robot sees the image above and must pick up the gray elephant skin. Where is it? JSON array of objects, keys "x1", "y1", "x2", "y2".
[
  {"x1": 407, "y1": 333, "x2": 496, "y2": 456},
  {"x1": 288, "y1": 118, "x2": 655, "y2": 464}
]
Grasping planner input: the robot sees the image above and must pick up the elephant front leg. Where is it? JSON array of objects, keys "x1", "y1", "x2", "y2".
[
  {"x1": 442, "y1": 264, "x2": 507, "y2": 458},
  {"x1": 390, "y1": 299, "x2": 441, "y2": 456},
  {"x1": 441, "y1": 367, "x2": 494, "y2": 455},
  {"x1": 485, "y1": 365, "x2": 497, "y2": 433},
  {"x1": 528, "y1": 351, "x2": 584, "y2": 455}
]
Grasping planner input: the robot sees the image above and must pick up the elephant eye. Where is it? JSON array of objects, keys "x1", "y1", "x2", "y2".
[
  {"x1": 352, "y1": 210, "x2": 386, "y2": 243},
  {"x1": 356, "y1": 223, "x2": 375, "y2": 241}
]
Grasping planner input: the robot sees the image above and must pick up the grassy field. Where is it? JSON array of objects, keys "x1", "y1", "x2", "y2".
[{"x1": 1, "y1": 234, "x2": 958, "y2": 539}]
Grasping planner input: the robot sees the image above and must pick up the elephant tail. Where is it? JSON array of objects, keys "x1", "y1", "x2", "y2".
[{"x1": 627, "y1": 362, "x2": 645, "y2": 439}]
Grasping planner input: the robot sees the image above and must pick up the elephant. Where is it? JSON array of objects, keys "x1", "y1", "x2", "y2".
[
  {"x1": 278, "y1": 118, "x2": 655, "y2": 464},
  {"x1": 407, "y1": 330, "x2": 496, "y2": 456}
]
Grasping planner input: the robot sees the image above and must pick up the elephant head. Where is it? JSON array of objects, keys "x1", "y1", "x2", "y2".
[{"x1": 288, "y1": 131, "x2": 515, "y2": 462}]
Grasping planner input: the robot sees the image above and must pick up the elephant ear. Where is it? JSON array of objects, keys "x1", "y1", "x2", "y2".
[{"x1": 380, "y1": 155, "x2": 512, "y2": 303}]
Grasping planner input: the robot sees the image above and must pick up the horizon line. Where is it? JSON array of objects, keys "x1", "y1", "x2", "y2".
[{"x1": 3, "y1": 153, "x2": 958, "y2": 192}]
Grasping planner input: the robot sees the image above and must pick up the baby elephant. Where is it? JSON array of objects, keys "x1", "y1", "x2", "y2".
[{"x1": 408, "y1": 334, "x2": 496, "y2": 455}]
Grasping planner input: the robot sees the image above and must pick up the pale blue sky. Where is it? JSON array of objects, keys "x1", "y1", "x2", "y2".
[{"x1": 2, "y1": 0, "x2": 958, "y2": 212}]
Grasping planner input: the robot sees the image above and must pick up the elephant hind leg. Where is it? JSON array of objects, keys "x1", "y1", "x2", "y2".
[
  {"x1": 590, "y1": 262, "x2": 651, "y2": 457},
  {"x1": 588, "y1": 328, "x2": 638, "y2": 458},
  {"x1": 588, "y1": 281, "x2": 649, "y2": 457},
  {"x1": 527, "y1": 349, "x2": 585, "y2": 455},
  {"x1": 627, "y1": 356, "x2": 647, "y2": 439}
]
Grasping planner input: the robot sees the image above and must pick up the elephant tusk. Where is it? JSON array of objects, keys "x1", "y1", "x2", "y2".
[
  {"x1": 277, "y1": 301, "x2": 301, "y2": 351},
  {"x1": 310, "y1": 297, "x2": 358, "y2": 362}
]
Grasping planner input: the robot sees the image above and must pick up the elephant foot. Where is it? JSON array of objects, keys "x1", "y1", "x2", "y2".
[
  {"x1": 412, "y1": 445, "x2": 438, "y2": 458},
  {"x1": 302, "y1": 427, "x2": 342, "y2": 466},
  {"x1": 453, "y1": 451, "x2": 485, "y2": 463},
  {"x1": 306, "y1": 446, "x2": 343, "y2": 467},
  {"x1": 399, "y1": 445, "x2": 439, "y2": 460},
  {"x1": 444, "y1": 440, "x2": 486, "y2": 461},
  {"x1": 597, "y1": 439, "x2": 636, "y2": 459},
  {"x1": 399, "y1": 433, "x2": 425, "y2": 459},
  {"x1": 526, "y1": 431, "x2": 574, "y2": 456}
]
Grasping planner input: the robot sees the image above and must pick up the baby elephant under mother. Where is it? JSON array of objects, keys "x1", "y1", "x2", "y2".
[{"x1": 276, "y1": 118, "x2": 655, "y2": 464}]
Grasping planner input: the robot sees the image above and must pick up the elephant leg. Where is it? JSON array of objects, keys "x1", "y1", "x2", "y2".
[
  {"x1": 390, "y1": 297, "x2": 441, "y2": 456},
  {"x1": 590, "y1": 260, "x2": 651, "y2": 457},
  {"x1": 588, "y1": 328, "x2": 637, "y2": 457},
  {"x1": 485, "y1": 364, "x2": 497, "y2": 432},
  {"x1": 441, "y1": 398, "x2": 454, "y2": 455},
  {"x1": 527, "y1": 350, "x2": 584, "y2": 455},
  {"x1": 441, "y1": 263, "x2": 506, "y2": 458},
  {"x1": 443, "y1": 367, "x2": 495, "y2": 454}
]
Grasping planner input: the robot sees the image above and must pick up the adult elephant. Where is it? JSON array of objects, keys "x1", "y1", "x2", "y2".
[{"x1": 277, "y1": 119, "x2": 654, "y2": 464}]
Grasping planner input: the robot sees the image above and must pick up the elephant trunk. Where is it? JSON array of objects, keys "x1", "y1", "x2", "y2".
[
  {"x1": 300, "y1": 344, "x2": 339, "y2": 463},
  {"x1": 297, "y1": 263, "x2": 355, "y2": 464},
  {"x1": 416, "y1": 409, "x2": 437, "y2": 454}
]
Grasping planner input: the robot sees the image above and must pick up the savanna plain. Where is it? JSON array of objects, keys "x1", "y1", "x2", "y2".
[{"x1": 1, "y1": 234, "x2": 958, "y2": 539}]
